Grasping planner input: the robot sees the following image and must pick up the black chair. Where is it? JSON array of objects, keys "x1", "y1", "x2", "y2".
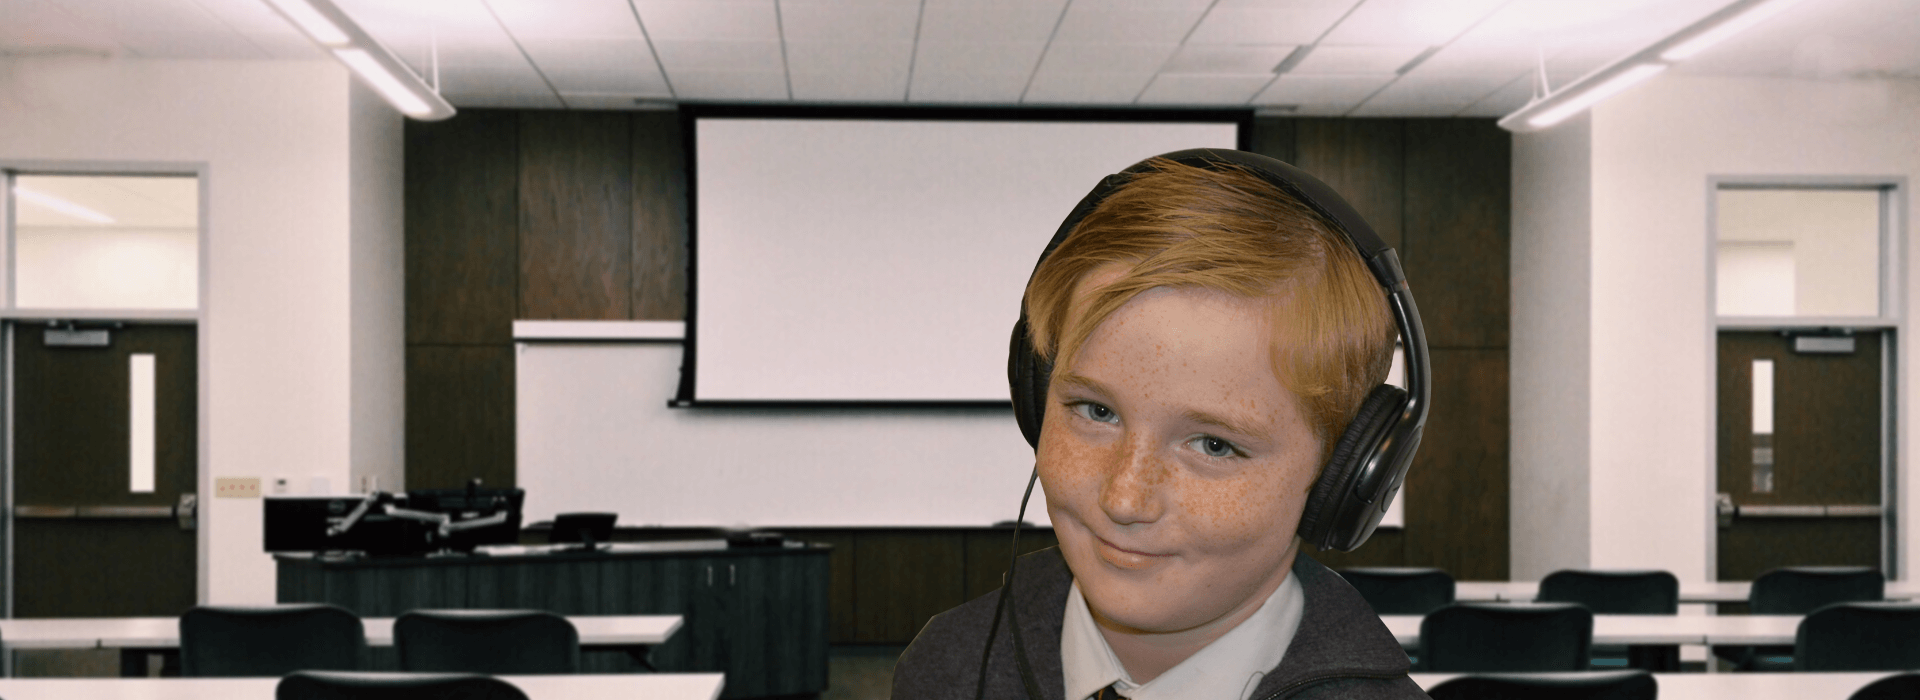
[
  {"x1": 395, "y1": 610, "x2": 580, "y2": 674},
  {"x1": 1538, "y1": 569, "x2": 1680, "y2": 671},
  {"x1": 1850, "y1": 672, "x2": 1920, "y2": 700},
  {"x1": 277, "y1": 671, "x2": 530, "y2": 700},
  {"x1": 1426, "y1": 670, "x2": 1656, "y2": 700},
  {"x1": 1419, "y1": 603, "x2": 1593, "y2": 672},
  {"x1": 1795, "y1": 602, "x2": 1920, "y2": 671},
  {"x1": 1338, "y1": 567, "x2": 1455, "y2": 615},
  {"x1": 180, "y1": 604, "x2": 366, "y2": 677},
  {"x1": 1716, "y1": 566, "x2": 1883, "y2": 671}
]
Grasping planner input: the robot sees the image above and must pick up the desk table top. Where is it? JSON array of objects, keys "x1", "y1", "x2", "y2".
[
  {"x1": 0, "y1": 674, "x2": 724, "y2": 700},
  {"x1": 1381, "y1": 614, "x2": 1802, "y2": 646},
  {"x1": 0, "y1": 614, "x2": 681, "y2": 650},
  {"x1": 1412, "y1": 671, "x2": 1900, "y2": 700}
]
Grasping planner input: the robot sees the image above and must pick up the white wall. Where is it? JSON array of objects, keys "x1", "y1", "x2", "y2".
[
  {"x1": 1516, "y1": 75, "x2": 1920, "y2": 581},
  {"x1": 1510, "y1": 114, "x2": 1594, "y2": 580},
  {"x1": 0, "y1": 57, "x2": 403, "y2": 603},
  {"x1": 348, "y1": 80, "x2": 406, "y2": 498}
]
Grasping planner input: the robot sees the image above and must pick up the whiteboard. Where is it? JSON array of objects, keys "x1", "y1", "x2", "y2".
[
  {"x1": 690, "y1": 116, "x2": 1239, "y2": 402},
  {"x1": 516, "y1": 341, "x2": 1048, "y2": 527}
]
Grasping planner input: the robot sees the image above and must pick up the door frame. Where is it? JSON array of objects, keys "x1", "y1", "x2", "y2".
[
  {"x1": 1, "y1": 160, "x2": 211, "y2": 615},
  {"x1": 1704, "y1": 174, "x2": 1909, "y2": 581}
]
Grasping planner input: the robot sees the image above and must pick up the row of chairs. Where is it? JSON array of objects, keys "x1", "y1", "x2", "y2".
[
  {"x1": 1424, "y1": 670, "x2": 1920, "y2": 700},
  {"x1": 1341, "y1": 566, "x2": 1915, "y2": 672},
  {"x1": 277, "y1": 671, "x2": 530, "y2": 700},
  {"x1": 181, "y1": 605, "x2": 580, "y2": 677}
]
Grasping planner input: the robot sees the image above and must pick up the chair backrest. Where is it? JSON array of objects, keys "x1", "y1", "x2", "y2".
[
  {"x1": 1338, "y1": 567, "x2": 1455, "y2": 615},
  {"x1": 1537, "y1": 569, "x2": 1678, "y2": 614},
  {"x1": 1750, "y1": 566, "x2": 1883, "y2": 614},
  {"x1": 277, "y1": 671, "x2": 530, "y2": 700},
  {"x1": 1849, "y1": 672, "x2": 1920, "y2": 700},
  {"x1": 395, "y1": 609, "x2": 580, "y2": 674},
  {"x1": 1427, "y1": 670, "x2": 1656, "y2": 700},
  {"x1": 1419, "y1": 602, "x2": 1593, "y2": 673},
  {"x1": 180, "y1": 604, "x2": 366, "y2": 677},
  {"x1": 1796, "y1": 602, "x2": 1920, "y2": 671}
]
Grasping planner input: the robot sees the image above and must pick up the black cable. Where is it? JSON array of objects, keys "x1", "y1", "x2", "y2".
[{"x1": 975, "y1": 466, "x2": 1042, "y2": 700}]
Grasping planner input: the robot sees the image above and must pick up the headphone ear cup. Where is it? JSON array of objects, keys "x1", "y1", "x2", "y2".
[
  {"x1": 1007, "y1": 319, "x2": 1051, "y2": 449},
  {"x1": 1297, "y1": 384, "x2": 1408, "y2": 550}
]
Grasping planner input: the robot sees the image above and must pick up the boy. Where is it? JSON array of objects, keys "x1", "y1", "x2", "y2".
[{"x1": 892, "y1": 150, "x2": 1427, "y2": 699}]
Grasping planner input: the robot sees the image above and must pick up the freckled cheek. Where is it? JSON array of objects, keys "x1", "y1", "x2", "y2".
[
  {"x1": 1178, "y1": 468, "x2": 1311, "y2": 551},
  {"x1": 1036, "y1": 427, "x2": 1110, "y2": 510}
]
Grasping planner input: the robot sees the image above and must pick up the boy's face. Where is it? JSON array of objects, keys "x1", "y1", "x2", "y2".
[{"x1": 1038, "y1": 265, "x2": 1320, "y2": 636}]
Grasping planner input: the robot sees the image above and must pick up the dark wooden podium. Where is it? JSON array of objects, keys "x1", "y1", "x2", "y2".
[{"x1": 276, "y1": 541, "x2": 829, "y2": 698}]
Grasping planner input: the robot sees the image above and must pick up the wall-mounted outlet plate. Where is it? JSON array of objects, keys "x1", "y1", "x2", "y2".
[{"x1": 215, "y1": 476, "x2": 261, "y2": 498}]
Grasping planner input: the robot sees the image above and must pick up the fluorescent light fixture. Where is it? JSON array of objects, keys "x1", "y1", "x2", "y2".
[
  {"x1": 265, "y1": 0, "x2": 348, "y2": 46},
  {"x1": 13, "y1": 187, "x2": 115, "y2": 224},
  {"x1": 1662, "y1": 0, "x2": 1805, "y2": 61},
  {"x1": 1499, "y1": 0, "x2": 1807, "y2": 132},
  {"x1": 1526, "y1": 64, "x2": 1666, "y2": 129},
  {"x1": 261, "y1": 0, "x2": 456, "y2": 121},
  {"x1": 334, "y1": 48, "x2": 434, "y2": 117}
]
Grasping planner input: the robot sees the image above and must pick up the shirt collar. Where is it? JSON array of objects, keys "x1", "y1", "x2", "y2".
[{"x1": 1059, "y1": 570, "x2": 1306, "y2": 700}]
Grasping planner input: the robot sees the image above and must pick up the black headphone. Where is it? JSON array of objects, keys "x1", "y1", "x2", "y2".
[{"x1": 1006, "y1": 147, "x2": 1429, "y2": 553}]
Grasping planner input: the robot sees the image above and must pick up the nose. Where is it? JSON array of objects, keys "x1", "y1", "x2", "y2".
[{"x1": 1098, "y1": 433, "x2": 1166, "y2": 526}]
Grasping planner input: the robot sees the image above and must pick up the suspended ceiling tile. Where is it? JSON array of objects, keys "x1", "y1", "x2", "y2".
[
  {"x1": 1162, "y1": 44, "x2": 1296, "y2": 74},
  {"x1": 913, "y1": 41, "x2": 1047, "y2": 75},
  {"x1": 1291, "y1": 44, "x2": 1429, "y2": 75},
  {"x1": 779, "y1": 2, "x2": 920, "y2": 43},
  {"x1": 516, "y1": 37, "x2": 659, "y2": 73},
  {"x1": 1320, "y1": 0, "x2": 1509, "y2": 46},
  {"x1": 244, "y1": 30, "x2": 327, "y2": 59},
  {"x1": 1051, "y1": 7, "x2": 1206, "y2": 45},
  {"x1": 1455, "y1": 72, "x2": 1532, "y2": 117},
  {"x1": 671, "y1": 70, "x2": 790, "y2": 100},
  {"x1": 334, "y1": 0, "x2": 501, "y2": 39},
  {"x1": 1034, "y1": 42, "x2": 1178, "y2": 74},
  {"x1": 1021, "y1": 70, "x2": 1154, "y2": 104},
  {"x1": 1135, "y1": 73, "x2": 1270, "y2": 104},
  {"x1": 191, "y1": 0, "x2": 301, "y2": 32},
  {"x1": 790, "y1": 70, "x2": 911, "y2": 102},
  {"x1": 435, "y1": 64, "x2": 553, "y2": 94},
  {"x1": 442, "y1": 90, "x2": 566, "y2": 109},
  {"x1": 1186, "y1": 6, "x2": 1356, "y2": 46},
  {"x1": 916, "y1": 0, "x2": 1068, "y2": 44},
  {"x1": 652, "y1": 39, "x2": 785, "y2": 73},
  {"x1": 1415, "y1": 37, "x2": 1542, "y2": 76},
  {"x1": 631, "y1": 0, "x2": 779, "y2": 41},
  {"x1": 908, "y1": 71, "x2": 1029, "y2": 103},
  {"x1": 487, "y1": 0, "x2": 646, "y2": 39},
  {"x1": 1251, "y1": 73, "x2": 1392, "y2": 105},
  {"x1": 785, "y1": 41, "x2": 913, "y2": 75},
  {"x1": 1349, "y1": 72, "x2": 1511, "y2": 115},
  {"x1": 541, "y1": 66, "x2": 671, "y2": 95},
  {"x1": 56, "y1": 0, "x2": 229, "y2": 33}
]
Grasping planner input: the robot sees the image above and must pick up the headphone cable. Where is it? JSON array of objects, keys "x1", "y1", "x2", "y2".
[{"x1": 975, "y1": 466, "x2": 1043, "y2": 700}]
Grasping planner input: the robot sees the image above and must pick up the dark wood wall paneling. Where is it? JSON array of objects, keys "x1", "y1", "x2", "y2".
[
  {"x1": 1254, "y1": 117, "x2": 1511, "y2": 581},
  {"x1": 404, "y1": 110, "x2": 690, "y2": 490},
  {"x1": 406, "y1": 112, "x2": 1510, "y2": 644}
]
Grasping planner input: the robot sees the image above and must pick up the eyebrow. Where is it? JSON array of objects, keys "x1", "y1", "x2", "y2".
[{"x1": 1058, "y1": 371, "x2": 1265, "y2": 440}]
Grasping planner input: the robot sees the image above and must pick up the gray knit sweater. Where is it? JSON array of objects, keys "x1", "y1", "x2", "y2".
[{"x1": 892, "y1": 547, "x2": 1429, "y2": 700}]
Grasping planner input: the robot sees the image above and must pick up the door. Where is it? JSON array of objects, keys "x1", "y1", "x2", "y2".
[
  {"x1": 1716, "y1": 330, "x2": 1885, "y2": 581},
  {"x1": 11, "y1": 322, "x2": 197, "y2": 617}
]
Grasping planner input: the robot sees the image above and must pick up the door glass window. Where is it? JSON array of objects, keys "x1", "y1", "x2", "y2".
[
  {"x1": 11, "y1": 174, "x2": 199, "y2": 310},
  {"x1": 1716, "y1": 188, "x2": 1882, "y2": 318}
]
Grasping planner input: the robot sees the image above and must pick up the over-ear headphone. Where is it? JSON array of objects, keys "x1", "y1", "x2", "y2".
[{"x1": 1006, "y1": 148, "x2": 1429, "y2": 552}]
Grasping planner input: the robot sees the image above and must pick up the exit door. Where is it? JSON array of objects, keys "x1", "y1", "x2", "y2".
[
  {"x1": 10, "y1": 323, "x2": 198, "y2": 618},
  {"x1": 1715, "y1": 330, "x2": 1887, "y2": 581}
]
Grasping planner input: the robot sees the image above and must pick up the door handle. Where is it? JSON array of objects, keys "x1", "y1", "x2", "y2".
[
  {"x1": 14, "y1": 504, "x2": 185, "y2": 520},
  {"x1": 177, "y1": 493, "x2": 197, "y2": 531}
]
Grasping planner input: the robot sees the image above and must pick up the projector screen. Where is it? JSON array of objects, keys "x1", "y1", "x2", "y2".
[{"x1": 686, "y1": 112, "x2": 1241, "y2": 403}]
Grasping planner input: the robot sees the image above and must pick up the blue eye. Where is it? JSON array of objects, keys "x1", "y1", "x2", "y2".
[
  {"x1": 1192, "y1": 436, "x2": 1239, "y2": 458},
  {"x1": 1072, "y1": 402, "x2": 1118, "y2": 424}
]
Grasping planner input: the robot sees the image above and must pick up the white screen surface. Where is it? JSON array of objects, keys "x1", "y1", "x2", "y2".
[{"x1": 693, "y1": 117, "x2": 1239, "y2": 402}]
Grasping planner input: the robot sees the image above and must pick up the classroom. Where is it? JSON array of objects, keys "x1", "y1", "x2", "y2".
[{"x1": 1, "y1": 0, "x2": 1918, "y2": 698}]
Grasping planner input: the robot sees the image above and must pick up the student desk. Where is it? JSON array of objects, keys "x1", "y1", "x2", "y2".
[
  {"x1": 274, "y1": 540, "x2": 829, "y2": 699},
  {"x1": 1380, "y1": 614, "x2": 1806, "y2": 647},
  {"x1": 0, "y1": 615, "x2": 681, "y2": 678},
  {"x1": 1454, "y1": 580, "x2": 1920, "y2": 603},
  {"x1": 0, "y1": 673, "x2": 725, "y2": 700},
  {"x1": 1411, "y1": 671, "x2": 1901, "y2": 699}
]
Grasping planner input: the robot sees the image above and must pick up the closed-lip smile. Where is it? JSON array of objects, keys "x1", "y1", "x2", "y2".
[{"x1": 1096, "y1": 536, "x2": 1168, "y2": 568}]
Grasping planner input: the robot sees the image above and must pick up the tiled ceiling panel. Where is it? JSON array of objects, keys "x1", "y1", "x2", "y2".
[{"x1": 0, "y1": 0, "x2": 1914, "y2": 115}]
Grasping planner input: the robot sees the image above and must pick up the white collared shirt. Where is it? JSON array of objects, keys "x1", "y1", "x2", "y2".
[{"x1": 1060, "y1": 572, "x2": 1306, "y2": 700}]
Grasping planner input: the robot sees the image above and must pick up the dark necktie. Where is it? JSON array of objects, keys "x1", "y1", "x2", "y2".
[{"x1": 1093, "y1": 684, "x2": 1124, "y2": 700}]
